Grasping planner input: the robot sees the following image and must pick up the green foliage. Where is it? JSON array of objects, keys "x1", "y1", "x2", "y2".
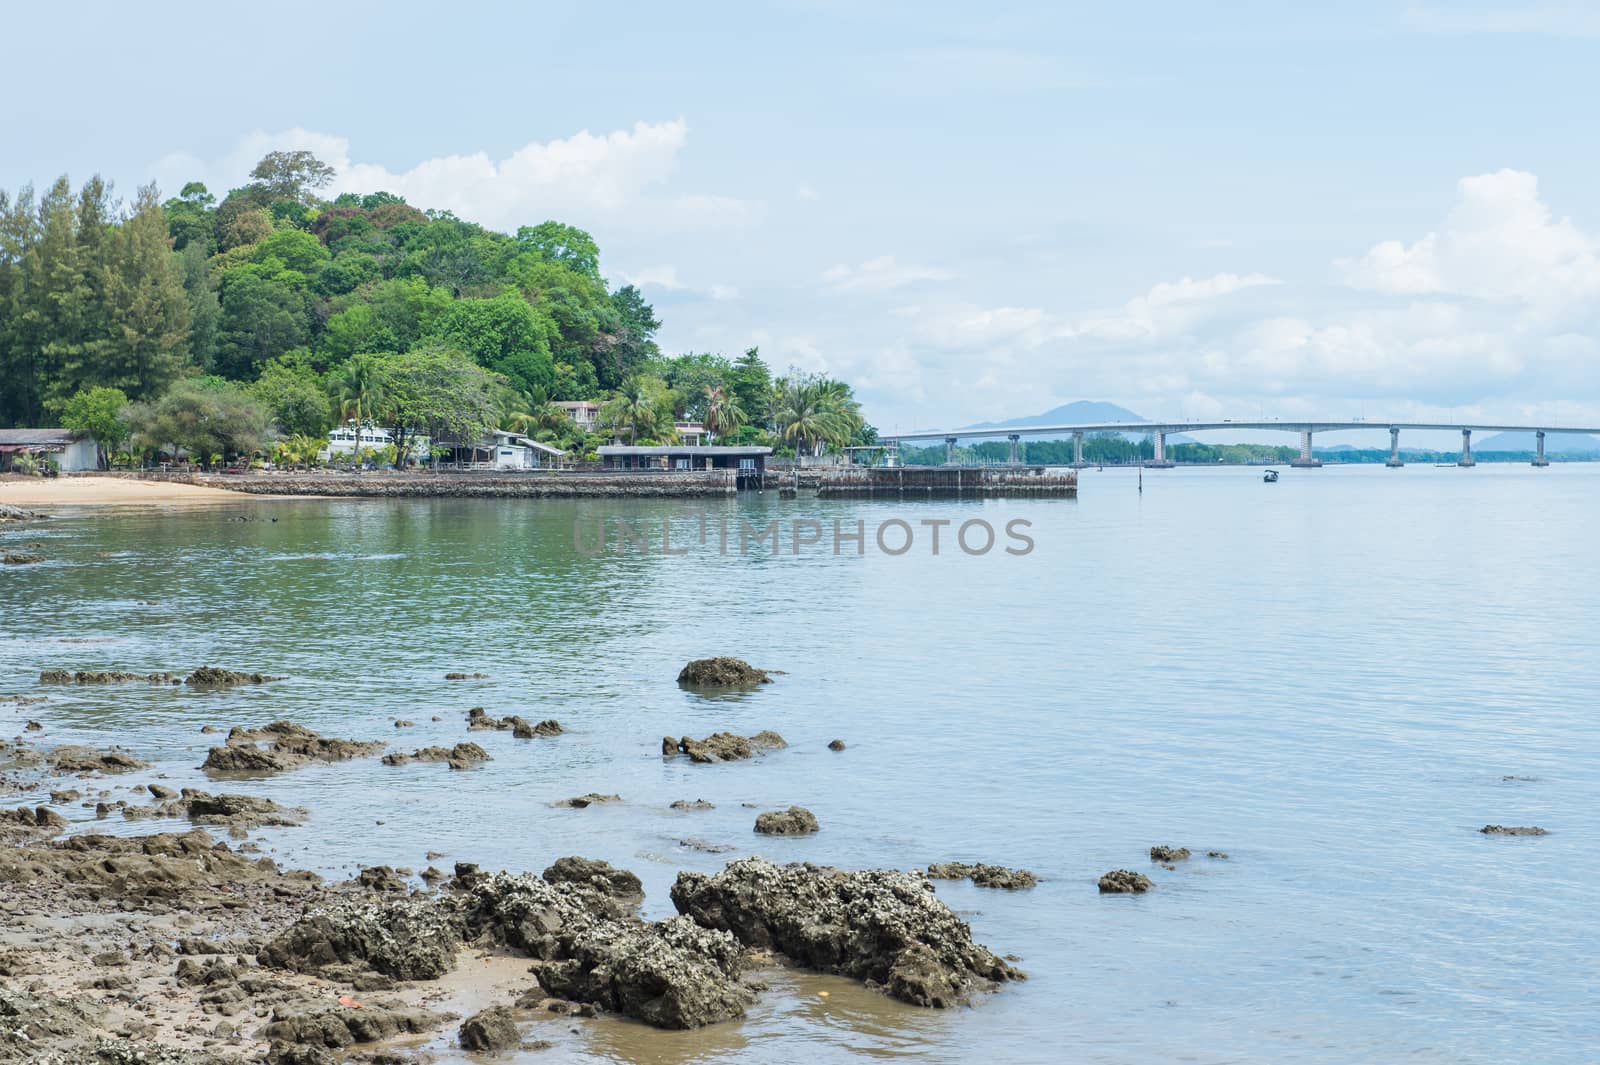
[
  {"x1": 771, "y1": 373, "x2": 865, "y2": 455},
  {"x1": 601, "y1": 374, "x2": 675, "y2": 444},
  {"x1": 58, "y1": 385, "x2": 129, "y2": 466},
  {"x1": 253, "y1": 357, "x2": 332, "y2": 437},
  {"x1": 515, "y1": 221, "x2": 601, "y2": 282},
  {"x1": 368, "y1": 347, "x2": 505, "y2": 464},
  {"x1": 125, "y1": 378, "x2": 270, "y2": 463},
  {"x1": 214, "y1": 266, "x2": 310, "y2": 378},
  {"x1": 249, "y1": 150, "x2": 336, "y2": 206},
  {"x1": 425, "y1": 291, "x2": 556, "y2": 394}
]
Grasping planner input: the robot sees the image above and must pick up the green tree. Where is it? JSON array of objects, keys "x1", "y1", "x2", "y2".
[
  {"x1": 214, "y1": 267, "x2": 309, "y2": 378},
  {"x1": 600, "y1": 374, "x2": 673, "y2": 444},
  {"x1": 515, "y1": 221, "x2": 601, "y2": 282},
  {"x1": 125, "y1": 378, "x2": 269, "y2": 465},
  {"x1": 331, "y1": 353, "x2": 385, "y2": 461},
  {"x1": 96, "y1": 184, "x2": 193, "y2": 400},
  {"x1": 248, "y1": 151, "x2": 335, "y2": 206},
  {"x1": 254, "y1": 357, "x2": 332, "y2": 437},
  {"x1": 370, "y1": 347, "x2": 504, "y2": 465},
  {"x1": 704, "y1": 384, "x2": 745, "y2": 442},
  {"x1": 58, "y1": 386, "x2": 129, "y2": 468},
  {"x1": 425, "y1": 292, "x2": 556, "y2": 394},
  {"x1": 729, "y1": 348, "x2": 772, "y2": 426}
]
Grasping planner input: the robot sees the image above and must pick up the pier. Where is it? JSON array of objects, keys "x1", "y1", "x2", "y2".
[{"x1": 817, "y1": 466, "x2": 1077, "y2": 498}]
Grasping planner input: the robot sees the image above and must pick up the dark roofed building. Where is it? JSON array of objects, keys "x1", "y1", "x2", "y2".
[
  {"x1": 598, "y1": 445, "x2": 770, "y2": 474},
  {"x1": 0, "y1": 429, "x2": 98, "y2": 473}
]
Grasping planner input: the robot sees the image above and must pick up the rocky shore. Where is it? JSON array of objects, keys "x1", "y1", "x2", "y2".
[
  {"x1": 151, "y1": 470, "x2": 743, "y2": 499},
  {"x1": 0, "y1": 691, "x2": 1028, "y2": 1063}
]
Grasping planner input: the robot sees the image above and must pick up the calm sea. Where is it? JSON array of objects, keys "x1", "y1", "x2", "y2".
[{"x1": 2, "y1": 464, "x2": 1596, "y2": 1064}]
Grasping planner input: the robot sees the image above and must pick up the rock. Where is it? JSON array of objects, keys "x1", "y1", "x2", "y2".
[
  {"x1": 1, "y1": 805, "x2": 68, "y2": 833},
  {"x1": 185, "y1": 666, "x2": 284, "y2": 687},
  {"x1": 392, "y1": 719, "x2": 414, "y2": 728},
  {"x1": 147, "y1": 783, "x2": 179, "y2": 800},
  {"x1": 667, "y1": 731, "x2": 787, "y2": 763},
  {"x1": 0, "y1": 694, "x2": 48, "y2": 705},
  {"x1": 356, "y1": 866, "x2": 408, "y2": 893},
  {"x1": 828, "y1": 739, "x2": 846, "y2": 751},
  {"x1": 48, "y1": 745, "x2": 152, "y2": 774},
  {"x1": 24, "y1": 719, "x2": 43, "y2": 731},
  {"x1": 202, "y1": 721, "x2": 384, "y2": 775},
  {"x1": 1149, "y1": 846, "x2": 1191, "y2": 862},
  {"x1": 536, "y1": 915, "x2": 753, "y2": 1029},
  {"x1": 258, "y1": 894, "x2": 463, "y2": 981},
  {"x1": 555, "y1": 793, "x2": 621, "y2": 809},
  {"x1": 259, "y1": 1002, "x2": 445, "y2": 1050},
  {"x1": 676, "y1": 657, "x2": 772, "y2": 687},
  {"x1": 2, "y1": 551, "x2": 45, "y2": 565},
  {"x1": 680, "y1": 838, "x2": 735, "y2": 854},
  {"x1": 381, "y1": 742, "x2": 491, "y2": 768},
  {"x1": 542, "y1": 856, "x2": 644, "y2": 907},
  {"x1": 513, "y1": 718, "x2": 563, "y2": 739},
  {"x1": 1207, "y1": 851, "x2": 1230, "y2": 859},
  {"x1": 0, "y1": 503, "x2": 46, "y2": 522},
  {"x1": 461, "y1": 870, "x2": 601, "y2": 959},
  {"x1": 458, "y1": 1005, "x2": 520, "y2": 1051},
  {"x1": 1480, "y1": 824, "x2": 1548, "y2": 836},
  {"x1": 445, "y1": 672, "x2": 490, "y2": 679},
  {"x1": 419, "y1": 866, "x2": 447, "y2": 883},
  {"x1": 671, "y1": 858, "x2": 1021, "y2": 1008},
  {"x1": 671, "y1": 799, "x2": 715, "y2": 810},
  {"x1": 925, "y1": 862, "x2": 1037, "y2": 890},
  {"x1": 1097, "y1": 870, "x2": 1153, "y2": 894},
  {"x1": 754, "y1": 807, "x2": 818, "y2": 835},
  {"x1": 39, "y1": 669, "x2": 181, "y2": 685},
  {"x1": 177, "y1": 789, "x2": 306, "y2": 828}
]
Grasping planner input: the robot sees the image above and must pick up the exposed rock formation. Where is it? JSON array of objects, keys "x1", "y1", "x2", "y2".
[
  {"x1": 676, "y1": 658, "x2": 772, "y2": 687},
  {"x1": 671, "y1": 858, "x2": 1021, "y2": 1008},
  {"x1": 753, "y1": 807, "x2": 818, "y2": 835}
]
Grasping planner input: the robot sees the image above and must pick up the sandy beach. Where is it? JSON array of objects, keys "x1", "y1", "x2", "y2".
[{"x1": 0, "y1": 476, "x2": 255, "y2": 507}]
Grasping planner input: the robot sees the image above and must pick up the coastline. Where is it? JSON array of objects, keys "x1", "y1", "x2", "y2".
[{"x1": 0, "y1": 476, "x2": 276, "y2": 508}]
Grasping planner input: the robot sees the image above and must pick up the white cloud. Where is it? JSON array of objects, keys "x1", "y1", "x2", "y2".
[
  {"x1": 823, "y1": 255, "x2": 955, "y2": 292},
  {"x1": 797, "y1": 184, "x2": 819, "y2": 201},
  {"x1": 619, "y1": 264, "x2": 738, "y2": 301},
  {"x1": 149, "y1": 121, "x2": 761, "y2": 234},
  {"x1": 1336, "y1": 169, "x2": 1600, "y2": 318}
]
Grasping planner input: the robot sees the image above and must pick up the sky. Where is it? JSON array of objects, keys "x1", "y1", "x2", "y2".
[{"x1": 5, "y1": 1, "x2": 1600, "y2": 441}]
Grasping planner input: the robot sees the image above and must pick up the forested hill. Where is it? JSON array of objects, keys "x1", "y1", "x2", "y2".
[{"x1": 0, "y1": 150, "x2": 871, "y2": 464}]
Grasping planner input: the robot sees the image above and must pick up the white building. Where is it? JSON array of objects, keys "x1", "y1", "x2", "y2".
[{"x1": 447, "y1": 429, "x2": 568, "y2": 469}]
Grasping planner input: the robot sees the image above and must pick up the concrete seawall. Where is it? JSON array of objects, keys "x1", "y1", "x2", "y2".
[{"x1": 144, "y1": 470, "x2": 741, "y2": 498}]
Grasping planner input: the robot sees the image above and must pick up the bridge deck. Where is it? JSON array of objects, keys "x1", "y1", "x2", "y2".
[{"x1": 885, "y1": 421, "x2": 1600, "y2": 442}]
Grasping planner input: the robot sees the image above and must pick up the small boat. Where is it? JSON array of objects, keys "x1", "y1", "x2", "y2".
[{"x1": 1263, "y1": 469, "x2": 1279, "y2": 482}]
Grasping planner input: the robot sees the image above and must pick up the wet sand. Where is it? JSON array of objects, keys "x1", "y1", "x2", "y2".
[{"x1": 0, "y1": 476, "x2": 273, "y2": 507}]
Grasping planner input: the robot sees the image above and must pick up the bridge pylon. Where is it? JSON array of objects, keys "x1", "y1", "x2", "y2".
[
  {"x1": 1533, "y1": 429, "x2": 1550, "y2": 467},
  {"x1": 1385, "y1": 427, "x2": 1404, "y2": 467},
  {"x1": 1290, "y1": 429, "x2": 1322, "y2": 468}
]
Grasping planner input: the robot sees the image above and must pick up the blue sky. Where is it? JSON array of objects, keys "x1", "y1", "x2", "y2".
[{"x1": 6, "y1": 1, "x2": 1600, "y2": 439}]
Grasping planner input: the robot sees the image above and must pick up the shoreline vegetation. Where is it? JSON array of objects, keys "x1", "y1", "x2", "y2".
[{"x1": 0, "y1": 151, "x2": 875, "y2": 477}]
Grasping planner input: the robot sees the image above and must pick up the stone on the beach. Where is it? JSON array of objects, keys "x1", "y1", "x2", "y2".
[
  {"x1": 926, "y1": 862, "x2": 1037, "y2": 890},
  {"x1": 513, "y1": 717, "x2": 564, "y2": 739},
  {"x1": 676, "y1": 657, "x2": 772, "y2": 687},
  {"x1": 671, "y1": 857, "x2": 1021, "y2": 1008},
  {"x1": 754, "y1": 807, "x2": 818, "y2": 835},
  {"x1": 258, "y1": 894, "x2": 464, "y2": 981},
  {"x1": 543, "y1": 856, "x2": 644, "y2": 908},
  {"x1": 202, "y1": 721, "x2": 383, "y2": 775},
  {"x1": 535, "y1": 916, "x2": 753, "y2": 1029},
  {"x1": 47, "y1": 745, "x2": 151, "y2": 774},
  {"x1": 458, "y1": 1005, "x2": 520, "y2": 1051},
  {"x1": 667, "y1": 730, "x2": 787, "y2": 763},
  {"x1": 259, "y1": 1002, "x2": 445, "y2": 1050},
  {"x1": 1097, "y1": 870, "x2": 1153, "y2": 894},
  {"x1": 185, "y1": 666, "x2": 283, "y2": 687},
  {"x1": 1480, "y1": 824, "x2": 1548, "y2": 836},
  {"x1": 382, "y1": 742, "x2": 491, "y2": 768}
]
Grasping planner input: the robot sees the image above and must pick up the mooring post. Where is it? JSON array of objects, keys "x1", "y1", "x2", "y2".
[
  {"x1": 1386, "y1": 426, "x2": 1403, "y2": 467},
  {"x1": 1533, "y1": 429, "x2": 1549, "y2": 467},
  {"x1": 1458, "y1": 428, "x2": 1475, "y2": 467}
]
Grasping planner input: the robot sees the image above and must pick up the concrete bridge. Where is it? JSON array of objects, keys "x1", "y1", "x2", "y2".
[{"x1": 881, "y1": 421, "x2": 1600, "y2": 468}]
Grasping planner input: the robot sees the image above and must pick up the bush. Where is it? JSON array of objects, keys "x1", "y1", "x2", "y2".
[{"x1": 10, "y1": 453, "x2": 40, "y2": 476}]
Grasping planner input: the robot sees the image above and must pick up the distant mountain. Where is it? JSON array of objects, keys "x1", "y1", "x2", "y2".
[
  {"x1": 1475, "y1": 431, "x2": 1600, "y2": 454},
  {"x1": 959, "y1": 401, "x2": 1195, "y2": 443}
]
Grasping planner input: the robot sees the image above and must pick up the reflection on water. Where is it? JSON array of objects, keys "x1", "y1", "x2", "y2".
[{"x1": 3, "y1": 466, "x2": 1599, "y2": 1064}]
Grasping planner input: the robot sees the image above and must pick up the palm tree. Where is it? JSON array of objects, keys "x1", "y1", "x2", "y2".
[
  {"x1": 601, "y1": 375, "x2": 669, "y2": 444},
  {"x1": 332, "y1": 355, "x2": 383, "y2": 467},
  {"x1": 704, "y1": 385, "x2": 745, "y2": 443},
  {"x1": 772, "y1": 376, "x2": 865, "y2": 456}
]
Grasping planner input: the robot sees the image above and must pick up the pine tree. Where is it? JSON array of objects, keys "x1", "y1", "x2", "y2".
[{"x1": 100, "y1": 184, "x2": 192, "y2": 398}]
